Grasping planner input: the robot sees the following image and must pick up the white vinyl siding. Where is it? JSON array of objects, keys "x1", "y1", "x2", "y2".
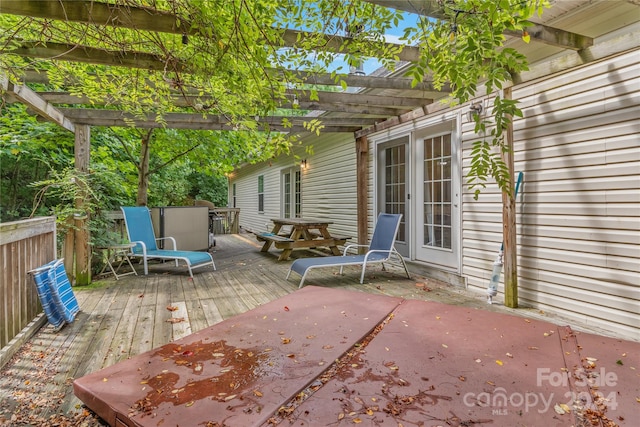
[
  {"x1": 230, "y1": 49, "x2": 639, "y2": 340},
  {"x1": 299, "y1": 133, "x2": 358, "y2": 238},
  {"x1": 231, "y1": 132, "x2": 358, "y2": 239},
  {"x1": 461, "y1": 49, "x2": 639, "y2": 339}
]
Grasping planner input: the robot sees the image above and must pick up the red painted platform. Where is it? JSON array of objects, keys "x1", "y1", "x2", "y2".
[{"x1": 74, "y1": 286, "x2": 639, "y2": 427}]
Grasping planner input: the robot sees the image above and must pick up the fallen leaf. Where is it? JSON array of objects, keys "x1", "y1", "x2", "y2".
[
  {"x1": 338, "y1": 413, "x2": 345, "y2": 420},
  {"x1": 166, "y1": 317, "x2": 185, "y2": 324},
  {"x1": 554, "y1": 403, "x2": 566, "y2": 415},
  {"x1": 353, "y1": 418, "x2": 362, "y2": 424},
  {"x1": 442, "y1": 344, "x2": 448, "y2": 348},
  {"x1": 281, "y1": 337, "x2": 291, "y2": 344},
  {"x1": 284, "y1": 306, "x2": 290, "y2": 311},
  {"x1": 496, "y1": 360, "x2": 503, "y2": 366},
  {"x1": 253, "y1": 390, "x2": 263, "y2": 397},
  {"x1": 506, "y1": 353, "x2": 513, "y2": 358},
  {"x1": 185, "y1": 401, "x2": 194, "y2": 407},
  {"x1": 166, "y1": 305, "x2": 179, "y2": 312}
]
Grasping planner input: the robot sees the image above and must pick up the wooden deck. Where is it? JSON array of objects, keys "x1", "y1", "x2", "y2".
[{"x1": 0, "y1": 233, "x2": 606, "y2": 426}]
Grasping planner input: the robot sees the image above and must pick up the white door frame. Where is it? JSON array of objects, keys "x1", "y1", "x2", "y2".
[{"x1": 412, "y1": 117, "x2": 461, "y2": 271}]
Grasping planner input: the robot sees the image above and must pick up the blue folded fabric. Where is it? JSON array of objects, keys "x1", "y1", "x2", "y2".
[
  {"x1": 30, "y1": 260, "x2": 65, "y2": 329},
  {"x1": 47, "y1": 260, "x2": 80, "y2": 324},
  {"x1": 30, "y1": 259, "x2": 80, "y2": 329}
]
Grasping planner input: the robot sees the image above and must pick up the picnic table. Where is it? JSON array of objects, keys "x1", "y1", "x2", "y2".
[{"x1": 256, "y1": 218, "x2": 348, "y2": 261}]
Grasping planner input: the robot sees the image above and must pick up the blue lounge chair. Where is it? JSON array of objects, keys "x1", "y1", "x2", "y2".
[
  {"x1": 121, "y1": 206, "x2": 216, "y2": 278},
  {"x1": 287, "y1": 213, "x2": 410, "y2": 288}
]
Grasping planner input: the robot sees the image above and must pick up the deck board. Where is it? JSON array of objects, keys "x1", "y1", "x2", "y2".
[{"x1": 1, "y1": 233, "x2": 623, "y2": 426}]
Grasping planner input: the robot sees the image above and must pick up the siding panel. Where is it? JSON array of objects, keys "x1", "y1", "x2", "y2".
[{"x1": 461, "y1": 49, "x2": 640, "y2": 340}]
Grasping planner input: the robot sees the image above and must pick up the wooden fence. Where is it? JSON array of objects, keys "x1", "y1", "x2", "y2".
[{"x1": 0, "y1": 217, "x2": 56, "y2": 362}]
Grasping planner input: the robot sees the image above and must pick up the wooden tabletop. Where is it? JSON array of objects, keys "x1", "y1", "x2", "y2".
[{"x1": 270, "y1": 218, "x2": 333, "y2": 227}]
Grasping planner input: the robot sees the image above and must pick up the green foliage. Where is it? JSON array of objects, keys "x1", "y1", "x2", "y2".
[
  {"x1": 0, "y1": 103, "x2": 75, "y2": 220},
  {"x1": 188, "y1": 173, "x2": 229, "y2": 207},
  {"x1": 1, "y1": 0, "x2": 553, "y2": 213},
  {"x1": 403, "y1": 0, "x2": 550, "y2": 197}
]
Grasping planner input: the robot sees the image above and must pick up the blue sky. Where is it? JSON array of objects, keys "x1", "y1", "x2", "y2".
[{"x1": 328, "y1": 11, "x2": 420, "y2": 75}]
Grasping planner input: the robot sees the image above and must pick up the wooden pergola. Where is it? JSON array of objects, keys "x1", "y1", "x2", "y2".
[{"x1": 1, "y1": 0, "x2": 622, "y2": 302}]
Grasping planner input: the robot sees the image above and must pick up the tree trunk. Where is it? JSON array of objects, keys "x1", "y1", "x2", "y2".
[{"x1": 136, "y1": 129, "x2": 153, "y2": 206}]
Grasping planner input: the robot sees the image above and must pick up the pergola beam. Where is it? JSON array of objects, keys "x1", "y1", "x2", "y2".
[
  {"x1": 6, "y1": 41, "x2": 185, "y2": 72},
  {"x1": 1, "y1": 75, "x2": 74, "y2": 132},
  {"x1": 58, "y1": 108, "x2": 368, "y2": 132},
  {"x1": 36, "y1": 92, "x2": 403, "y2": 117},
  {"x1": 363, "y1": 0, "x2": 593, "y2": 50},
  {"x1": 271, "y1": 68, "x2": 449, "y2": 92},
  {"x1": 3, "y1": 0, "x2": 420, "y2": 61},
  {"x1": 33, "y1": 88, "x2": 431, "y2": 109},
  {"x1": 21, "y1": 67, "x2": 449, "y2": 93}
]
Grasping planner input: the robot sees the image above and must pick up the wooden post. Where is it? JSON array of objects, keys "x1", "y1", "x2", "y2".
[
  {"x1": 502, "y1": 88, "x2": 518, "y2": 307},
  {"x1": 63, "y1": 215, "x2": 75, "y2": 276},
  {"x1": 355, "y1": 136, "x2": 369, "y2": 253},
  {"x1": 74, "y1": 124, "x2": 91, "y2": 285}
]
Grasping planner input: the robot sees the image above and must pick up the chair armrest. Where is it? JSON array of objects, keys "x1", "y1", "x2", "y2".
[
  {"x1": 363, "y1": 249, "x2": 396, "y2": 261},
  {"x1": 156, "y1": 236, "x2": 177, "y2": 250},
  {"x1": 131, "y1": 240, "x2": 147, "y2": 255},
  {"x1": 343, "y1": 243, "x2": 370, "y2": 256}
]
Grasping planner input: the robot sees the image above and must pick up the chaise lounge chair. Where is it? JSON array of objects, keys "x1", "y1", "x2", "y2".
[
  {"x1": 121, "y1": 206, "x2": 216, "y2": 278},
  {"x1": 287, "y1": 213, "x2": 410, "y2": 288}
]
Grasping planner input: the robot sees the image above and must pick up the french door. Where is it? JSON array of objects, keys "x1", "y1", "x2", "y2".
[
  {"x1": 414, "y1": 126, "x2": 460, "y2": 269},
  {"x1": 377, "y1": 137, "x2": 409, "y2": 257},
  {"x1": 282, "y1": 167, "x2": 301, "y2": 218}
]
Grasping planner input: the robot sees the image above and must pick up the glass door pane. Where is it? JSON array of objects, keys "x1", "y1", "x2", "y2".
[
  {"x1": 423, "y1": 134, "x2": 452, "y2": 249},
  {"x1": 384, "y1": 145, "x2": 406, "y2": 242}
]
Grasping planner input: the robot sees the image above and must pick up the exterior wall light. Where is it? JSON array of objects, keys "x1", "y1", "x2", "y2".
[
  {"x1": 301, "y1": 159, "x2": 308, "y2": 169},
  {"x1": 467, "y1": 101, "x2": 483, "y2": 122}
]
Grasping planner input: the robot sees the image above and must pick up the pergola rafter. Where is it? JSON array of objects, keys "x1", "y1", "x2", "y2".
[
  {"x1": 1, "y1": 0, "x2": 594, "y2": 132},
  {"x1": 363, "y1": 0, "x2": 593, "y2": 50}
]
